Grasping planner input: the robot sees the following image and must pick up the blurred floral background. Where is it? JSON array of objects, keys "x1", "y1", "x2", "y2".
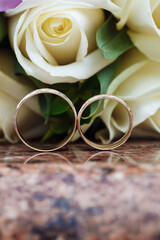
[{"x1": 0, "y1": 0, "x2": 160, "y2": 143}]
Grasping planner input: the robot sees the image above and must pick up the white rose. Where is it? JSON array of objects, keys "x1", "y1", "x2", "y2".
[
  {"x1": 6, "y1": 0, "x2": 122, "y2": 85},
  {"x1": 113, "y1": 0, "x2": 160, "y2": 62},
  {"x1": 97, "y1": 48, "x2": 160, "y2": 142},
  {"x1": 0, "y1": 49, "x2": 42, "y2": 142}
]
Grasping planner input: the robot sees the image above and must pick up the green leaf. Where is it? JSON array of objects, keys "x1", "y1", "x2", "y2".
[
  {"x1": 52, "y1": 82, "x2": 78, "y2": 91},
  {"x1": 41, "y1": 126, "x2": 54, "y2": 142},
  {"x1": 96, "y1": 16, "x2": 133, "y2": 60},
  {"x1": 0, "y1": 14, "x2": 7, "y2": 43},
  {"x1": 39, "y1": 94, "x2": 53, "y2": 124},
  {"x1": 41, "y1": 114, "x2": 73, "y2": 142},
  {"x1": 51, "y1": 87, "x2": 79, "y2": 115},
  {"x1": 81, "y1": 58, "x2": 120, "y2": 120},
  {"x1": 97, "y1": 57, "x2": 120, "y2": 94},
  {"x1": 79, "y1": 75, "x2": 100, "y2": 120},
  {"x1": 31, "y1": 77, "x2": 50, "y2": 89},
  {"x1": 50, "y1": 117, "x2": 73, "y2": 134},
  {"x1": 82, "y1": 101, "x2": 99, "y2": 120},
  {"x1": 15, "y1": 60, "x2": 26, "y2": 75},
  {"x1": 80, "y1": 75, "x2": 100, "y2": 101}
]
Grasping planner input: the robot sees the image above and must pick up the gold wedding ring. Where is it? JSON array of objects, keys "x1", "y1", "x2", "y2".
[
  {"x1": 77, "y1": 94, "x2": 133, "y2": 150},
  {"x1": 14, "y1": 88, "x2": 77, "y2": 152},
  {"x1": 14, "y1": 89, "x2": 133, "y2": 151}
]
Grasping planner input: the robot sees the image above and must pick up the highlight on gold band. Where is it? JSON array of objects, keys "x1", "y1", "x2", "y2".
[{"x1": 14, "y1": 88, "x2": 77, "y2": 152}]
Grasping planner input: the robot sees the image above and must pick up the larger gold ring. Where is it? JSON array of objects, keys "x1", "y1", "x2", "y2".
[
  {"x1": 77, "y1": 94, "x2": 133, "y2": 150},
  {"x1": 14, "y1": 88, "x2": 77, "y2": 152}
]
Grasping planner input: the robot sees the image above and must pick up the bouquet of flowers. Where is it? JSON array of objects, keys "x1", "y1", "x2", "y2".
[{"x1": 0, "y1": 0, "x2": 160, "y2": 145}]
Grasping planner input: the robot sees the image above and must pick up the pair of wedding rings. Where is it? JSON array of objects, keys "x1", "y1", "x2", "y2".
[{"x1": 14, "y1": 88, "x2": 133, "y2": 152}]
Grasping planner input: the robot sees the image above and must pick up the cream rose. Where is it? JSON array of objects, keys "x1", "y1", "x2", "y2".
[
  {"x1": 97, "y1": 48, "x2": 160, "y2": 142},
  {"x1": 113, "y1": 0, "x2": 160, "y2": 62},
  {"x1": 0, "y1": 49, "x2": 42, "y2": 142},
  {"x1": 6, "y1": 0, "x2": 123, "y2": 85}
]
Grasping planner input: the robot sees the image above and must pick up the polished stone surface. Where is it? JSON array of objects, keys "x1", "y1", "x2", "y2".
[{"x1": 0, "y1": 140, "x2": 160, "y2": 240}]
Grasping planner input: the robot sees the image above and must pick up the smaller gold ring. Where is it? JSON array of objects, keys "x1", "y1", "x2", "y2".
[
  {"x1": 77, "y1": 94, "x2": 133, "y2": 150},
  {"x1": 14, "y1": 88, "x2": 77, "y2": 152}
]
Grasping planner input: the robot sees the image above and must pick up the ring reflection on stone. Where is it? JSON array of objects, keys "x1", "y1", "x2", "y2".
[
  {"x1": 14, "y1": 88, "x2": 77, "y2": 152},
  {"x1": 77, "y1": 94, "x2": 133, "y2": 150}
]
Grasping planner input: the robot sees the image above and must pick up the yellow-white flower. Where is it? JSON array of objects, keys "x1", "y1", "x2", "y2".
[
  {"x1": 6, "y1": 0, "x2": 122, "y2": 85},
  {"x1": 98, "y1": 49, "x2": 160, "y2": 142}
]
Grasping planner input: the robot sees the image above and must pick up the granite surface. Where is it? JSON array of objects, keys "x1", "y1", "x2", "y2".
[{"x1": 0, "y1": 140, "x2": 160, "y2": 240}]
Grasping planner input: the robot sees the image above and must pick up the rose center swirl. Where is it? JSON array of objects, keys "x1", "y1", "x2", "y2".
[{"x1": 42, "y1": 17, "x2": 72, "y2": 39}]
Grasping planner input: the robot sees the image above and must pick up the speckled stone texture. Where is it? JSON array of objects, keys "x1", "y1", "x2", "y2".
[{"x1": 0, "y1": 140, "x2": 160, "y2": 240}]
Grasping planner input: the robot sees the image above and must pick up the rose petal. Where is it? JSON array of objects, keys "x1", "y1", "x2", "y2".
[
  {"x1": 116, "y1": 0, "x2": 134, "y2": 29},
  {"x1": 67, "y1": 8, "x2": 105, "y2": 56},
  {"x1": 0, "y1": 49, "x2": 43, "y2": 142},
  {"x1": 128, "y1": 30, "x2": 160, "y2": 62},
  {"x1": 32, "y1": 18, "x2": 58, "y2": 65},
  {"x1": 107, "y1": 49, "x2": 148, "y2": 97},
  {"x1": 127, "y1": 96, "x2": 160, "y2": 126},
  {"x1": 112, "y1": 54, "x2": 160, "y2": 99},
  {"x1": 151, "y1": 108, "x2": 160, "y2": 129},
  {"x1": 18, "y1": 46, "x2": 113, "y2": 84},
  {"x1": 132, "y1": 116, "x2": 160, "y2": 138},
  {"x1": 0, "y1": 90, "x2": 19, "y2": 142},
  {"x1": 0, "y1": 49, "x2": 39, "y2": 113},
  {"x1": 6, "y1": 0, "x2": 120, "y2": 16},
  {"x1": 127, "y1": 0, "x2": 160, "y2": 35}
]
